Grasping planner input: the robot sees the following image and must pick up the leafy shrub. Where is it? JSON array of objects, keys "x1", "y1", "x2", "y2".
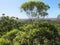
[
  {"x1": 13, "y1": 22, "x2": 59, "y2": 45},
  {"x1": 2, "y1": 29, "x2": 19, "y2": 41},
  {"x1": 0, "y1": 16, "x2": 22, "y2": 36},
  {"x1": 0, "y1": 38, "x2": 11, "y2": 45}
]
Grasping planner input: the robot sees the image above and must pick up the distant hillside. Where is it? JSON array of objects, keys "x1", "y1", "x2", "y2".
[{"x1": 19, "y1": 18, "x2": 58, "y2": 21}]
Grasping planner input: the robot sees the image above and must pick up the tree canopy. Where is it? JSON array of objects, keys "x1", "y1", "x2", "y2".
[
  {"x1": 0, "y1": 15, "x2": 60, "y2": 45},
  {"x1": 58, "y1": 3, "x2": 60, "y2": 8},
  {"x1": 21, "y1": 1, "x2": 50, "y2": 19}
]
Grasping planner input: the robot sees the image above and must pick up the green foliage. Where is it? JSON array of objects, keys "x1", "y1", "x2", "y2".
[
  {"x1": 0, "y1": 15, "x2": 22, "y2": 36},
  {"x1": 21, "y1": 1, "x2": 50, "y2": 19},
  {"x1": 0, "y1": 38, "x2": 11, "y2": 45},
  {"x1": 0, "y1": 16, "x2": 60, "y2": 45},
  {"x1": 58, "y1": 3, "x2": 60, "y2": 8},
  {"x1": 13, "y1": 22, "x2": 59, "y2": 45},
  {"x1": 2, "y1": 29, "x2": 19, "y2": 41}
]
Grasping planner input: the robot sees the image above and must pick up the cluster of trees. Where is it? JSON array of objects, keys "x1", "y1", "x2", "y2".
[
  {"x1": 0, "y1": 16, "x2": 60, "y2": 45},
  {"x1": 0, "y1": 0, "x2": 60, "y2": 45},
  {"x1": 0, "y1": 15, "x2": 22, "y2": 37}
]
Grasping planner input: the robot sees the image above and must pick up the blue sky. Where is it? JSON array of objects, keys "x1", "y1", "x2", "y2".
[{"x1": 0, "y1": 0, "x2": 60, "y2": 19}]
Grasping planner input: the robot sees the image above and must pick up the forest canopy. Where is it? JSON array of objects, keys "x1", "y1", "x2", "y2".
[{"x1": 0, "y1": 0, "x2": 60, "y2": 45}]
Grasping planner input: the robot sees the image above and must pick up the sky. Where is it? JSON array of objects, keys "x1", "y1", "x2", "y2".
[{"x1": 0, "y1": 0, "x2": 60, "y2": 19}]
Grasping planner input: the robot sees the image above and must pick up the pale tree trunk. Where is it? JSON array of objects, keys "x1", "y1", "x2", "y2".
[{"x1": 38, "y1": 15, "x2": 39, "y2": 21}]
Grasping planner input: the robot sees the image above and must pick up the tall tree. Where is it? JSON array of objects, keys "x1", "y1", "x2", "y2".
[
  {"x1": 57, "y1": 3, "x2": 60, "y2": 19},
  {"x1": 58, "y1": 3, "x2": 60, "y2": 8},
  {"x1": 57, "y1": 14, "x2": 60, "y2": 19},
  {"x1": 20, "y1": 1, "x2": 50, "y2": 20}
]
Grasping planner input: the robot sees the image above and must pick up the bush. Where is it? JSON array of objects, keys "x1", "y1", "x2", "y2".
[
  {"x1": 0, "y1": 38, "x2": 11, "y2": 45},
  {"x1": 2, "y1": 29, "x2": 19, "y2": 41},
  {"x1": 13, "y1": 22, "x2": 59, "y2": 45}
]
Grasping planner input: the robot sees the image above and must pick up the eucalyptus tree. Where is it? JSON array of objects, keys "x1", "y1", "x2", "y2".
[
  {"x1": 58, "y1": 3, "x2": 60, "y2": 8},
  {"x1": 57, "y1": 3, "x2": 60, "y2": 20},
  {"x1": 57, "y1": 14, "x2": 60, "y2": 19},
  {"x1": 20, "y1": 1, "x2": 50, "y2": 20}
]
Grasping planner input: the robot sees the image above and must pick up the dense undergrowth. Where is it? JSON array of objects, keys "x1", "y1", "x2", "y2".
[{"x1": 0, "y1": 16, "x2": 60, "y2": 45}]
